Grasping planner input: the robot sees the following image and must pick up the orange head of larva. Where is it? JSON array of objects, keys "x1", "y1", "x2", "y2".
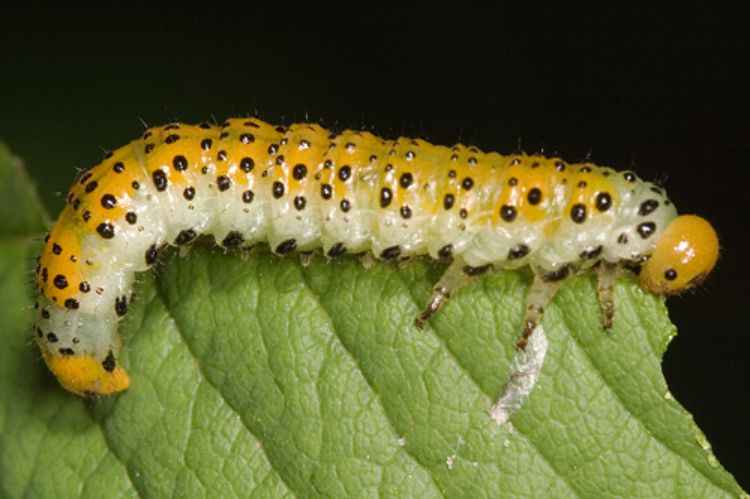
[
  {"x1": 640, "y1": 215, "x2": 719, "y2": 295},
  {"x1": 43, "y1": 352, "x2": 130, "y2": 396}
]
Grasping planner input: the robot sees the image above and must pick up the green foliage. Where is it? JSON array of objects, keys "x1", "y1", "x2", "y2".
[{"x1": 0, "y1": 143, "x2": 744, "y2": 497}]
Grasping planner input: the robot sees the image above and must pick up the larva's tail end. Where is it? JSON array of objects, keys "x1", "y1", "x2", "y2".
[{"x1": 43, "y1": 352, "x2": 129, "y2": 396}]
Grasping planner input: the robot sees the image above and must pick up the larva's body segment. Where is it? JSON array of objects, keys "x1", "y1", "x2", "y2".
[{"x1": 34, "y1": 118, "x2": 718, "y2": 396}]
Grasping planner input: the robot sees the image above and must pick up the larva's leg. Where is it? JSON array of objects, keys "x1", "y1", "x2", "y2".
[
  {"x1": 516, "y1": 274, "x2": 561, "y2": 350},
  {"x1": 596, "y1": 262, "x2": 618, "y2": 330},
  {"x1": 415, "y1": 260, "x2": 491, "y2": 328}
]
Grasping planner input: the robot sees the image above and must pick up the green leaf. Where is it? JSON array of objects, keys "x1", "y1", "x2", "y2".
[{"x1": 0, "y1": 142, "x2": 745, "y2": 498}]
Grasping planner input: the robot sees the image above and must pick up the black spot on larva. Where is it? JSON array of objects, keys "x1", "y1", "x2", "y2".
[
  {"x1": 292, "y1": 163, "x2": 308, "y2": 180},
  {"x1": 100, "y1": 194, "x2": 117, "y2": 209},
  {"x1": 650, "y1": 186, "x2": 663, "y2": 195},
  {"x1": 577, "y1": 181, "x2": 588, "y2": 188},
  {"x1": 113, "y1": 162, "x2": 125, "y2": 173},
  {"x1": 240, "y1": 157, "x2": 255, "y2": 173},
  {"x1": 217, "y1": 175, "x2": 231, "y2": 191},
  {"x1": 369, "y1": 154, "x2": 378, "y2": 162},
  {"x1": 468, "y1": 157, "x2": 478, "y2": 166},
  {"x1": 42, "y1": 308, "x2": 51, "y2": 319},
  {"x1": 79, "y1": 281, "x2": 90, "y2": 293},
  {"x1": 300, "y1": 139, "x2": 311, "y2": 149},
  {"x1": 450, "y1": 154, "x2": 458, "y2": 161},
  {"x1": 324, "y1": 159, "x2": 333, "y2": 169},
  {"x1": 47, "y1": 332, "x2": 58, "y2": 343},
  {"x1": 459, "y1": 208, "x2": 468, "y2": 219},
  {"x1": 500, "y1": 205, "x2": 517, "y2": 222},
  {"x1": 220, "y1": 121, "x2": 230, "y2": 129},
  {"x1": 380, "y1": 187, "x2": 392, "y2": 207},
  {"x1": 125, "y1": 211, "x2": 137, "y2": 224},
  {"x1": 321, "y1": 183, "x2": 332, "y2": 200},
  {"x1": 665, "y1": 269, "x2": 678, "y2": 281},
  {"x1": 131, "y1": 180, "x2": 140, "y2": 190},
  {"x1": 152, "y1": 170, "x2": 168, "y2": 191},
  {"x1": 637, "y1": 222, "x2": 656, "y2": 239},
  {"x1": 165, "y1": 134, "x2": 180, "y2": 144},
  {"x1": 448, "y1": 169, "x2": 457, "y2": 178},
  {"x1": 400, "y1": 205, "x2": 412, "y2": 219},
  {"x1": 85, "y1": 180, "x2": 98, "y2": 193},
  {"x1": 275, "y1": 155, "x2": 285, "y2": 165},
  {"x1": 508, "y1": 244, "x2": 530, "y2": 260},
  {"x1": 272, "y1": 181, "x2": 285, "y2": 198},
  {"x1": 145, "y1": 244, "x2": 159, "y2": 265},
  {"x1": 163, "y1": 124, "x2": 179, "y2": 131},
  {"x1": 510, "y1": 157, "x2": 521, "y2": 166},
  {"x1": 240, "y1": 133, "x2": 255, "y2": 144},
  {"x1": 244, "y1": 120, "x2": 259, "y2": 128},
  {"x1": 463, "y1": 264, "x2": 491, "y2": 276},
  {"x1": 275, "y1": 239, "x2": 297, "y2": 255},
  {"x1": 294, "y1": 195, "x2": 306, "y2": 210},
  {"x1": 338, "y1": 165, "x2": 352, "y2": 182},
  {"x1": 268, "y1": 144, "x2": 279, "y2": 155},
  {"x1": 623, "y1": 171, "x2": 636, "y2": 183},
  {"x1": 596, "y1": 192, "x2": 612, "y2": 212},
  {"x1": 82, "y1": 211, "x2": 92, "y2": 222},
  {"x1": 104, "y1": 150, "x2": 113, "y2": 159},
  {"x1": 242, "y1": 190, "x2": 254, "y2": 203},
  {"x1": 59, "y1": 348, "x2": 75, "y2": 356},
  {"x1": 73, "y1": 199, "x2": 80, "y2": 210},
  {"x1": 183, "y1": 186, "x2": 195, "y2": 200},
  {"x1": 36, "y1": 327, "x2": 43, "y2": 337},
  {"x1": 617, "y1": 233, "x2": 629, "y2": 244},
  {"x1": 438, "y1": 244, "x2": 453, "y2": 258},
  {"x1": 508, "y1": 177, "x2": 518, "y2": 186},
  {"x1": 41, "y1": 267, "x2": 48, "y2": 282},
  {"x1": 543, "y1": 264, "x2": 571, "y2": 282},
  {"x1": 570, "y1": 204, "x2": 587, "y2": 223},
  {"x1": 66, "y1": 191, "x2": 73, "y2": 204},
  {"x1": 527, "y1": 188, "x2": 542, "y2": 205},
  {"x1": 340, "y1": 199, "x2": 351, "y2": 212},
  {"x1": 461, "y1": 177, "x2": 474, "y2": 191},
  {"x1": 64, "y1": 298, "x2": 79, "y2": 309},
  {"x1": 220, "y1": 131, "x2": 230, "y2": 140},
  {"x1": 201, "y1": 138, "x2": 213, "y2": 151},
  {"x1": 173, "y1": 155, "x2": 188, "y2": 172},
  {"x1": 580, "y1": 245, "x2": 603, "y2": 260},
  {"x1": 399, "y1": 172, "x2": 413, "y2": 188},
  {"x1": 201, "y1": 167, "x2": 209, "y2": 174},
  {"x1": 639, "y1": 199, "x2": 660, "y2": 216},
  {"x1": 555, "y1": 161, "x2": 566, "y2": 171},
  {"x1": 97, "y1": 222, "x2": 115, "y2": 239},
  {"x1": 52, "y1": 243, "x2": 62, "y2": 255},
  {"x1": 144, "y1": 144, "x2": 154, "y2": 154},
  {"x1": 327, "y1": 242, "x2": 346, "y2": 258},
  {"x1": 102, "y1": 351, "x2": 116, "y2": 372},
  {"x1": 381, "y1": 245, "x2": 401, "y2": 260},
  {"x1": 444, "y1": 193, "x2": 455, "y2": 210},
  {"x1": 199, "y1": 122, "x2": 211, "y2": 129},
  {"x1": 115, "y1": 295, "x2": 128, "y2": 316},
  {"x1": 406, "y1": 150, "x2": 415, "y2": 160},
  {"x1": 174, "y1": 229, "x2": 197, "y2": 246},
  {"x1": 222, "y1": 231, "x2": 244, "y2": 248},
  {"x1": 217, "y1": 150, "x2": 227, "y2": 161}
]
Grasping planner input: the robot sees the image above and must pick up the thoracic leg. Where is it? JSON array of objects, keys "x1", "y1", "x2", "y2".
[
  {"x1": 596, "y1": 262, "x2": 619, "y2": 330},
  {"x1": 516, "y1": 274, "x2": 561, "y2": 350},
  {"x1": 416, "y1": 259, "x2": 491, "y2": 328}
]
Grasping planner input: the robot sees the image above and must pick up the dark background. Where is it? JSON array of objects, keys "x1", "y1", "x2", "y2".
[{"x1": 1, "y1": 3, "x2": 747, "y2": 486}]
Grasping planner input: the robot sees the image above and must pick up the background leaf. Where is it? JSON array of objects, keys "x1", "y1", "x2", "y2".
[{"x1": 0, "y1": 143, "x2": 745, "y2": 497}]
